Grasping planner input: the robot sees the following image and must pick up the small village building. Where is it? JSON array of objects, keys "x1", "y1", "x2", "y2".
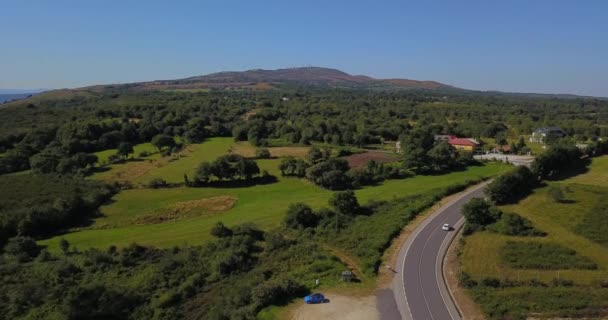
[
  {"x1": 529, "y1": 127, "x2": 567, "y2": 143},
  {"x1": 448, "y1": 138, "x2": 479, "y2": 151}
]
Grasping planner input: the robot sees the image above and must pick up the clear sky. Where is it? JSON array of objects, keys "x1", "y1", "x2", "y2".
[{"x1": 1, "y1": 0, "x2": 607, "y2": 96}]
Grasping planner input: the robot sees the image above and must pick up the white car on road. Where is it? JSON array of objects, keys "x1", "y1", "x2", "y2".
[{"x1": 441, "y1": 223, "x2": 451, "y2": 231}]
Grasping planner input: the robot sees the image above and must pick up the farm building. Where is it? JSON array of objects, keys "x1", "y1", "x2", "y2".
[
  {"x1": 448, "y1": 138, "x2": 479, "y2": 151},
  {"x1": 529, "y1": 127, "x2": 567, "y2": 143}
]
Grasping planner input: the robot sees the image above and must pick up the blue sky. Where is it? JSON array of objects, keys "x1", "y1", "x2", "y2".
[{"x1": 1, "y1": 0, "x2": 607, "y2": 96}]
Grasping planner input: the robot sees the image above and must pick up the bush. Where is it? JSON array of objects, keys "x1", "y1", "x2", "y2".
[
  {"x1": 278, "y1": 157, "x2": 309, "y2": 177},
  {"x1": 147, "y1": 178, "x2": 167, "y2": 189},
  {"x1": 459, "y1": 271, "x2": 478, "y2": 288},
  {"x1": 548, "y1": 186, "x2": 565, "y2": 203},
  {"x1": 284, "y1": 203, "x2": 318, "y2": 229},
  {"x1": 3, "y1": 236, "x2": 40, "y2": 261},
  {"x1": 481, "y1": 277, "x2": 501, "y2": 288},
  {"x1": 210, "y1": 222, "x2": 233, "y2": 238},
  {"x1": 488, "y1": 212, "x2": 546, "y2": 236},
  {"x1": 255, "y1": 148, "x2": 271, "y2": 159}
]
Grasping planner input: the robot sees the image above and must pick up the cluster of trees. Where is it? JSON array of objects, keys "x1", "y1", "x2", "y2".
[
  {"x1": 0, "y1": 90, "x2": 243, "y2": 174},
  {"x1": 486, "y1": 142, "x2": 594, "y2": 205},
  {"x1": 1, "y1": 86, "x2": 607, "y2": 175},
  {"x1": 400, "y1": 126, "x2": 474, "y2": 173},
  {"x1": 0, "y1": 175, "x2": 115, "y2": 247},
  {"x1": 486, "y1": 166, "x2": 536, "y2": 204},
  {"x1": 228, "y1": 90, "x2": 607, "y2": 148},
  {"x1": 348, "y1": 160, "x2": 406, "y2": 187},
  {"x1": 0, "y1": 222, "x2": 343, "y2": 319},
  {"x1": 531, "y1": 144, "x2": 584, "y2": 179},
  {"x1": 194, "y1": 154, "x2": 261, "y2": 184},
  {"x1": 284, "y1": 190, "x2": 362, "y2": 231},
  {"x1": 462, "y1": 198, "x2": 544, "y2": 236},
  {"x1": 29, "y1": 147, "x2": 98, "y2": 175},
  {"x1": 280, "y1": 147, "x2": 407, "y2": 190}
]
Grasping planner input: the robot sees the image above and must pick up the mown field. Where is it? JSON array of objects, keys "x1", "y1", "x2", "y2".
[
  {"x1": 460, "y1": 156, "x2": 608, "y2": 319},
  {"x1": 39, "y1": 138, "x2": 507, "y2": 251}
]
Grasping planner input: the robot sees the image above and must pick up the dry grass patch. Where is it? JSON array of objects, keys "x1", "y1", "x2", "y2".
[
  {"x1": 231, "y1": 142, "x2": 310, "y2": 158},
  {"x1": 131, "y1": 196, "x2": 237, "y2": 225},
  {"x1": 94, "y1": 145, "x2": 201, "y2": 183}
]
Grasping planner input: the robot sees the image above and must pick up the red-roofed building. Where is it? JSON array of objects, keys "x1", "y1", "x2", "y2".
[{"x1": 448, "y1": 138, "x2": 479, "y2": 151}]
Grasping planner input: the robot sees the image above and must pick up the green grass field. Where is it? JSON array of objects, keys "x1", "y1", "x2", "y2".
[
  {"x1": 461, "y1": 156, "x2": 608, "y2": 285},
  {"x1": 39, "y1": 138, "x2": 507, "y2": 251},
  {"x1": 94, "y1": 142, "x2": 160, "y2": 164}
]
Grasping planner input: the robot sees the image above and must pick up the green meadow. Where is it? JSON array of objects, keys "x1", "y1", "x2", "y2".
[
  {"x1": 94, "y1": 142, "x2": 160, "y2": 164},
  {"x1": 461, "y1": 156, "x2": 608, "y2": 284},
  {"x1": 39, "y1": 138, "x2": 507, "y2": 251}
]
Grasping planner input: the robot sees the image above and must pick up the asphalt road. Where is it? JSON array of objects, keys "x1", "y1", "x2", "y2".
[{"x1": 392, "y1": 182, "x2": 489, "y2": 320}]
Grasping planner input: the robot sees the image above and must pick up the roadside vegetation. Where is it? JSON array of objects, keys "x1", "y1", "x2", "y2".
[{"x1": 459, "y1": 155, "x2": 608, "y2": 319}]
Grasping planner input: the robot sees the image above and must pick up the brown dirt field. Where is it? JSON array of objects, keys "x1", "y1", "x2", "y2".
[
  {"x1": 342, "y1": 150, "x2": 399, "y2": 169},
  {"x1": 131, "y1": 196, "x2": 236, "y2": 225}
]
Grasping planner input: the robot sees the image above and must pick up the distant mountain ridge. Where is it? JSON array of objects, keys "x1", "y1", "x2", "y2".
[
  {"x1": 131, "y1": 66, "x2": 454, "y2": 91},
  {"x1": 181, "y1": 66, "x2": 450, "y2": 89},
  {"x1": 3, "y1": 67, "x2": 605, "y2": 108}
]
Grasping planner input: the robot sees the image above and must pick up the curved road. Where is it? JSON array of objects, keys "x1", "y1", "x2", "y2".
[{"x1": 391, "y1": 182, "x2": 489, "y2": 320}]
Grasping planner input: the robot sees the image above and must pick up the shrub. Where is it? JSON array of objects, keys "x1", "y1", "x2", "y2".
[
  {"x1": 278, "y1": 157, "x2": 309, "y2": 177},
  {"x1": 210, "y1": 222, "x2": 233, "y2": 238},
  {"x1": 147, "y1": 178, "x2": 167, "y2": 189},
  {"x1": 255, "y1": 148, "x2": 271, "y2": 159},
  {"x1": 481, "y1": 277, "x2": 501, "y2": 288},
  {"x1": 284, "y1": 203, "x2": 318, "y2": 229},
  {"x1": 488, "y1": 212, "x2": 546, "y2": 236},
  {"x1": 3, "y1": 236, "x2": 40, "y2": 262},
  {"x1": 459, "y1": 271, "x2": 478, "y2": 288},
  {"x1": 548, "y1": 186, "x2": 565, "y2": 203}
]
